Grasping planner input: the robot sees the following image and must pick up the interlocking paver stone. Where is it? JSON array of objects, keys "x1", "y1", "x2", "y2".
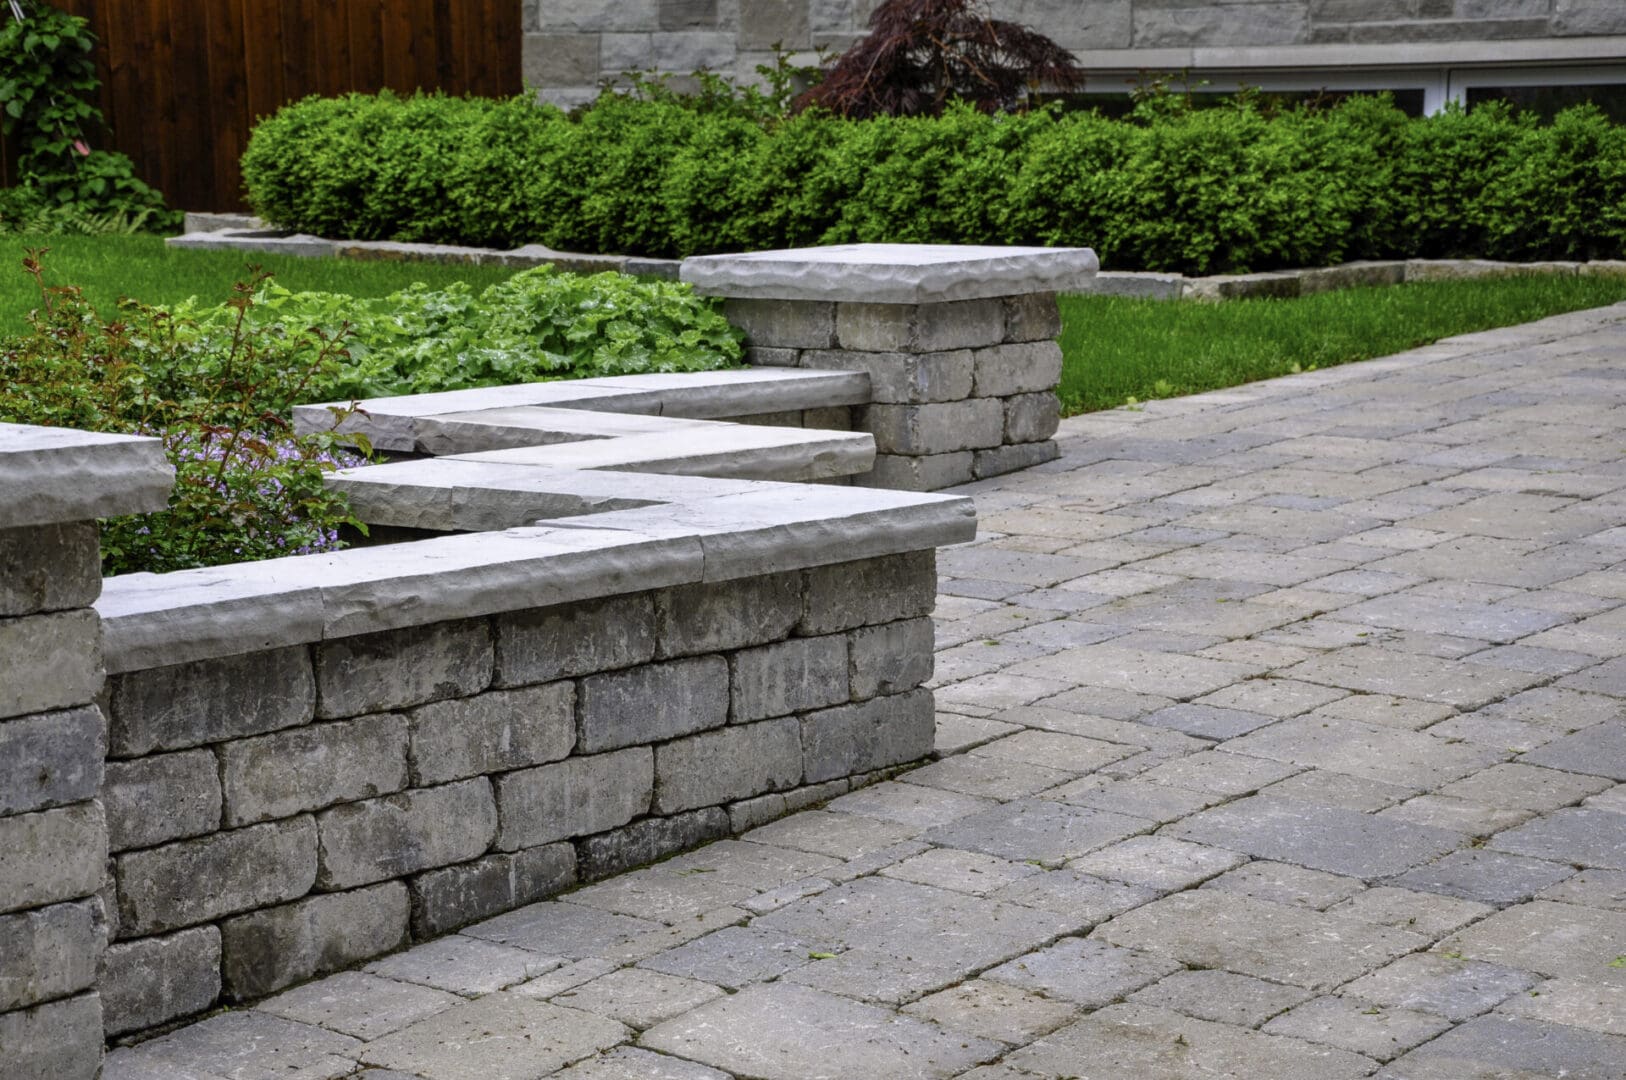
[
  {"x1": 1376, "y1": 1015, "x2": 1626, "y2": 1079},
  {"x1": 552, "y1": 1046, "x2": 731, "y2": 1079},
  {"x1": 921, "y1": 798, "x2": 1151, "y2": 864},
  {"x1": 256, "y1": 971, "x2": 461, "y2": 1041},
  {"x1": 984, "y1": 937, "x2": 1180, "y2": 1006},
  {"x1": 1342, "y1": 953, "x2": 1541, "y2": 1021},
  {"x1": 364, "y1": 936, "x2": 565, "y2": 995},
  {"x1": 1224, "y1": 715, "x2": 1505, "y2": 788},
  {"x1": 1128, "y1": 969, "x2": 1312, "y2": 1028},
  {"x1": 358, "y1": 993, "x2": 629, "y2": 1079},
  {"x1": 1490, "y1": 807, "x2": 1626, "y2": 870},
  {"x1": 102, "y1": 1011, "x2": 362, "y2": 1080},
  {"x1": 1442, "y1": 901, "x2": 1626, "y2": 986},
  {"x1": 1262, "y1": 995, "x2": 1452, "y2": 1062},
  {"x1": 1520, "y1": 721, "x2": 1626, "y2": 780},
  {"x1": 1388, "y1": 849, "x2": 1576, "y2": 904},
  {"x1": 1166, "y1": 795, "x2": 1465, "y2": 878},
  {"x1": 639, "y1": 983, "x2": 1002, "y2": 1080},
  {"x1": 900, "y1": 979, "x2": 1079, "y2": 1044}
]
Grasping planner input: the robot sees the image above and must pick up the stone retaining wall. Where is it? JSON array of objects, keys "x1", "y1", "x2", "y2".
[
  {"x1": 95, "y1": 551, "x2": 937, "y2": 1036},
  {"x1": 0, "y1": 426, "x2": 171, "y2": 1079}
]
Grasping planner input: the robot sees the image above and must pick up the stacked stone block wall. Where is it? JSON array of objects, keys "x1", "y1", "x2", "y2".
[
  {"x1": 524, "y1": 0, "x2": 1626, "y2": 106},
  {"x1": 729, "y1": 293, "x2": 1063, "y2": 490},
  {"x1": 95, "y1": 550, "x2": 938, "y2": 1038},
  {"x1": 0, "y1": 522, "x2": 111, "y2": 1079}
]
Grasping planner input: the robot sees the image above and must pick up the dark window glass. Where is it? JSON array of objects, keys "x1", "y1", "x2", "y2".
[{"x1": 1467, "y1": 83, "x2": 1626, "y2": 123}]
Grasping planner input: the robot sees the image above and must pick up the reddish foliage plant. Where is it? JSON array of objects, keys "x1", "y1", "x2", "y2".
[{"x1": 796, "y1": 0, "x2": 1086, "y2": 118}]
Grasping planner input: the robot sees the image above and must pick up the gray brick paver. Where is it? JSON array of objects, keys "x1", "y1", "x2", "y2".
[{"x1": 124, "y1": 305, "x2": 1626, "y2": 1080}]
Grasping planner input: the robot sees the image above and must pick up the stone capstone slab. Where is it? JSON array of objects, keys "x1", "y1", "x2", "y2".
[
  {"x1": 0, "y1": 422, "x2": 171, "y2": 528},
  {"x1": 683, "y1": 243, "x2": 1099, "y2": 304}
]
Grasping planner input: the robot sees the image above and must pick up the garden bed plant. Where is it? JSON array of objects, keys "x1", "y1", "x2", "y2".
[{"x1": 0, "y1": 254, "x2": 742, "y2": 573}]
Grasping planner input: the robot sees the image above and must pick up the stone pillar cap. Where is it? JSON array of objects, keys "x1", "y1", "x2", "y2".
[
  {"x1": 682, "y1": 244, "x2": 1098, "y2": 304},
  {"x1": 0, "y1": 422, "x2": 173, "y2": 528}
]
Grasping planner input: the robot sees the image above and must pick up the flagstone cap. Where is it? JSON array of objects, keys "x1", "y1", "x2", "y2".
[{"x1": 682, "y1": 244, "x2": 1099, "y2": 304}]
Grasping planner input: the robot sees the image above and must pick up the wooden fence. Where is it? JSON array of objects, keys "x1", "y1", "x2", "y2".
[{"x1": 4, "y1": 0, "x2": 521, "y2": 212}]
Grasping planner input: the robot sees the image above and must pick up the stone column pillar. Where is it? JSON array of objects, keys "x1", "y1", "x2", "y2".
[
  {"x1": 0, "y1": 424, "x2": 171, "y2": 1078},
  {"x1": 682, "y1": 244, "x2": 1097, "y2": 491}
]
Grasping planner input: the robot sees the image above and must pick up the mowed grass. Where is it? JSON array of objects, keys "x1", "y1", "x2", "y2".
[
  {"x1": 0, "y1": 234, "x2": 519, "y2": 333},
  {"x1": 1057, "y1": 274, "x2": 1626, "y2": 415}
]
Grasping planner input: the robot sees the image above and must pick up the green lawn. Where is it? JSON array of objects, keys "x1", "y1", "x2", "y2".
[
  {"x1": 1057, "y1": 274, "x2": 1626, "y2": 415},
  {"x1": 0, "y1": 234, "x2": 518, "y2": 333}
]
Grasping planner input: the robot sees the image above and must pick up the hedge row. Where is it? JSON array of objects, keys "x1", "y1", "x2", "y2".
[{"x1": 241, "y1": 92, "x2": 1626, "y2": 276}]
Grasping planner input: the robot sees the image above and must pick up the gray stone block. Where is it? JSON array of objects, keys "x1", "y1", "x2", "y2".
[
  {"x1": 731, "y1": 635, "x2": 850, "y2": 722},
  {"x1": 801, "y1": 689, "x2": 936, "y2": 783},
  {"x1": 1298, "y1": 261, "x2": 1407, "y2": 295},
  {"x1": 0, "y1": 609, "x2": 100, "y2": 720},
  {"x1": 661, "y1": 0, "x2": 717, "y2": 30},
  {"x1": 654, "y1": 717, "x2": 804, "y2": 813},
  {"x1": 575, "y1": 806, "x2": 730, "y2": 882},
  {"x1": 1005, "y1": 391, "x2": 1061, "y2": 444},
  {"x1": 117, "y1": 817, "x2": 316, "y2": 935},
  {"x1": 0, "y1": 803, "x2": 105, "y2": 915},
  {"x1": 0, "y1": 900, "x2": 100, "y2": 1011},
  {"x1": 849, "y1": 617, "x2": 935, "y2": 700},
  {"x1": 220, "y1": 882, "x2": 410, "y2": 1000},
  {"x1": 109, "y1": 645, "x2": 314, "y2": 757},
  {"x1": 1554, "y1": 0, "x2": 1626, "y2": 34},
  {"x1": 0, "y1": 522, "x2": 99, "y2": 617},
  {"x1": 409, "y1": 844, "x2": 576, "y2": 938},
  {"x1": 803, "y1": 405, "x2": 854, "y2": 430},
  {"x1": 409, "y1": 683, "x2": 574, "y2": 785},
  {"x1": 723, "y1": 298, "x2": 836, "y2": 349},
  {"x1": 802, "y1": 551, "x2": 937, "y2": 634},
  {"x1": 494, "y1": 594, "x2": 656, "y2": 687},
  {"x1": 578, "y1": 656, "x2": 730, "y2": 753},
  {"x1": 657, "y1": 572, "x2": 802, "y2": 658},
  {"x1": 103, "y1": 749, "x2": 221, "y2": 853},
  {"x1": 1133, "y1": 1, "x2": 1310, "y2": 46},
  {"x1": 315, "y1": 619, "x2": 492, "y2": 719},
  {"x1": 0, "y1": 706, "x2": 103, "y2": 816},
  {"x1": 801, "y1": 348, "x2": 975, "y2": 404},
  {"x1": 0, "y1": 993, "x2": 102, "y2": 1080},
  {"x1": 220, "y1": 713, "x2": 410, "y2": 827},
  {"x1": 972, "y1": 341, "x2": 1064, "y2": 398},
  {"x1": 745, "y1": 345, "x2": 801, "y2": 367},
  {"x1": 100, "y1": 925, "x2": 220, "y2": 1037},
  {"x1": 972, "y1": 440, "x2": 1060, "y2": 479},
  {"x1": 523, "y1": 32, "x2": 600, "y2": 87},
  {"x1": 1182, "y1": 271, "x2": 1302, "y2": 301},
  {"x1": 495, "y1": 749, "x2": 653, "y2": 850},
  {"x1": 1002, "y1": 292, "x2": 1062, "y2": 342},
  {"x1": 860, "y1": 398, "x2": 1006, "y2": 455},
  {"x1": 859, "y1": 451, "x2": 976, "y2": 492},
  {"x1": 739, "y1": 0, "x2": 810, "y2": 46},
  {"x1": 316, "y1": 780, "x2": 497, "y2": 891},
  {"x1": 835, "y1": 300, "x2": 1005, "y2": 352}
]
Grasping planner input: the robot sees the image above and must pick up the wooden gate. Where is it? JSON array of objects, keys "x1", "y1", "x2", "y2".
[{"x1": 5, "y1": 0, "x2": 521, "y2": 213}]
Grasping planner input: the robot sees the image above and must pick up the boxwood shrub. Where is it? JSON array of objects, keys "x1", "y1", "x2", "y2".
[{"x1": 241, "y1": 90, "x2": 1626, "y2": 276}]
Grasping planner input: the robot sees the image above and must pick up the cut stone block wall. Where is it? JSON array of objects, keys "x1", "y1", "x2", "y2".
[
  {"x1": 524, "y1": 0, "x2": 1626, "y2": 108},
  {"x1": 95, "y1": 551, "x2": 938, "y2": 1037},
  {"x1": 0, "y1": 426, "x2": 170, "y2": 1079}
]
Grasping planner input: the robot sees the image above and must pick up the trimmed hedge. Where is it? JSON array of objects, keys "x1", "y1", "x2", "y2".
[{"x1": 241, "y1": 91, "x2": 1626, "y2": 276}]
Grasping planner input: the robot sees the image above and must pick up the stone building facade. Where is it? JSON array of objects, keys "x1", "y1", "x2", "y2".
[{"x1": 523, "y1": 0, "x2": 1626, "y2": 114}]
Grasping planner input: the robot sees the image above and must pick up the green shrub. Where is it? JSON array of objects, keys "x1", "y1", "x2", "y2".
[
  {"x1": 241, "y1": 89, "x2": 1626, "y2": 275},
  {"x1": 168, "y1": 266, "x2": 744, "y2": 401},
  {"x1": 0, "y1": 259, "x2": 364, "y2": 574}
]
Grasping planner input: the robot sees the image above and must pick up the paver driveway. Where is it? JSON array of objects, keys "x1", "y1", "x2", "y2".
[{"x1": 107, "y1": 303, "x2": 1626, "y2": 1079}]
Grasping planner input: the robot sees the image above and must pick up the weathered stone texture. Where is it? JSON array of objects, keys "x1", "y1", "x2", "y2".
[
  {"x1": 0, "y1": 900, "x2": 100, "y2": 1011},
  {"x1": 316, "y1": 780, "x2": 496, "y2": 891},
  {"x1": 861, "y1": 398, "x2": 1006, "y2": 455},
  {"x1": 730, "y1": 635, "x2": 850, "y2": 722},
  {"x1": 0, "y1": 993, "x2": 103, "y2": 1080},
  {"x1": 220, "y1": 713, "x2": 409, "y2": 827},
  {"x1": 1004, "y1": 392, "x2": 1062, "y2": 444},
  {"x1": 220, "y1": 882, "x2": 409, "y2": 1000},
  {"x1": 117, "y1": 817, "x2": 317, "y2": 935},
  {"x1": 802, "y1": 348, "x2": 975, "y2": 404},
  {"x1": 102, "y1": 749, "x2": 221, "y2": 852},
  {"x1": 801, "y1": 688, "x2": 936, "y2": 782},
  {"x1": 1002, "y1": 292, "x2": 1062, "y2": 343},
  {"x1": 109, "y1": 645, "x2": 314, "y2": 757},
  {"x1": 409, "y1": 844, "x2": 576, "y2": 938},
  {"x1": 0, "y1": 706, "x2": 104, "y2": 816},
  {"x1": 494, "y1": 594, "x2": 656, "y2": 687},
  {"x1": 0, "y1": 609, "x2": 100, "y2": 719},
  {"x1": 100, "y1": 926, "x2": 221, "y2": 1036},
  {"x1": 495, "y1": 748, "x2": 654, "y2": 850},
  {"x1": 576, "y1": 807, "x2": 731, "y2": 882},
  {"x1": 724, "y1": 298, "x2": 836, "y2": 349},
  {"x1": 862, "y1": 451, "x2": 976, "y2": 491},
  {"x1": 835, "y1": 300, "x2": 1004, "y2": 353},
  {"x1": 0, "y1": 522, "x2": 99, "y2": 617},
  {"x1": 523, "y1": 32, "x2": 600, "y2": 86},
  {"x1": 315, "y1": 619, "x2": 492, "y2": 719},
  {"x1": 657, "y1": 573, "x2": 803, "y2": 657},
  {"x1": 0, "y1": 803, "x2": 106, "y2": 915},
  {"x1": 802, "y1": 551, "x2": 937, "y2": 634},
  {"x1": 654, "y1": 717, "x2": 804, "y2": 813},
  {"x1": 409, "y1": 683, "x2": 575, "y2": 785},
  {"x1": 578, "y1": 656, "x2": 730, "y2": 752},
  {"x1": 972, "y1": 341, "x2": 1064, "y2": 398},
  {"x1": 849, "y1": 617, "x2": 935, "y2": 699}
]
